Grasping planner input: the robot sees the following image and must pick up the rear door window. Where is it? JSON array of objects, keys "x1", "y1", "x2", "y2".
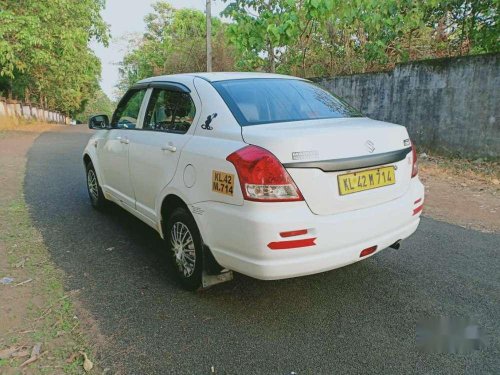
[
  {"x1": 213, "y1": 78, "x2": 362, "y2": 126},
  {"x1": 143, "y1": 89, "x2": 196, "y2": 134}
]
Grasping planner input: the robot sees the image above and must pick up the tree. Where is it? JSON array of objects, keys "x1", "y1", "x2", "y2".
[
  {"x1": 423, "y1": 0, "x2": 499, "y2": 55},
  {"x1": 222, "y1": 0, "x2": 498, "y2": 77},
  {"x1": 118, "y1": 2, "x2": 236, "y2": 93},
  {"x1": 74, "y1": 88, "x2": 115, "y2": 123},
  {"x1": 222, "y1": 0, "x2": 302, "y2": 72},
  {"x1": 0, "y1": 0, "x2": 110, "y2": 116}
]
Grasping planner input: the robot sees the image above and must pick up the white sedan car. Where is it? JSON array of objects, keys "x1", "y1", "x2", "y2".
[{"x1": 84, "y1": 72, "x2": 424, "y2": 290}]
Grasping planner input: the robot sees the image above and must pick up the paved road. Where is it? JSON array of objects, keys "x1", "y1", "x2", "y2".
[{"x1": 25, "y1": 127, "x2": 499, "y2": 374}]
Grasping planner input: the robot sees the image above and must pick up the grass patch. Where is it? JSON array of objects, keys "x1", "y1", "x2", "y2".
[
  {"x1": 0, "y1": 115, "x2": 61, "y2": 136},
  {"x1": 418, "y1": 150, "x2": 500, "y2": 184},
  {"x1": 0, "y1": 132, "x2": 94, "y2": 373}
]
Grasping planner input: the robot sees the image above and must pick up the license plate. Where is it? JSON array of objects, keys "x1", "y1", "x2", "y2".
[
  {"x1": 212, "y1": 170, "x2": 234, "y2": 196},
  {"x1": 338, "y1": 166, "x2": 396, "y2": 196}
]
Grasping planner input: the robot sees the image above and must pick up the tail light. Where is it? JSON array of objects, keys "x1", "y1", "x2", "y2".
[
  {"x1": 411, "y1": 141, "x2": 418, "y2": 178},
  {"x1": 226, "y1": 145, "x2": 304, "y2": 202}
]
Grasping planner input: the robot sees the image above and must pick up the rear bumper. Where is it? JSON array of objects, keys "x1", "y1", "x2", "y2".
[{"x1": 192, "y1": 179, "x2": 424, "y2": 280}]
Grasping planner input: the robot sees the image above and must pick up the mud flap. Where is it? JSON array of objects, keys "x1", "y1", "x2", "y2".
[
  {"x1": 201, "y1": 244, "x2": 233, "y2": 289},
  {"x1": 202, "y1": 269, "x2": 233, "y2": 289}
]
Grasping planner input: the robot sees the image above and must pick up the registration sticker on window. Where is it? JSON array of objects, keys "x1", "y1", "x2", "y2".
[{"x1": 212, "y1": 170, "x2": 234, "y2": 196}]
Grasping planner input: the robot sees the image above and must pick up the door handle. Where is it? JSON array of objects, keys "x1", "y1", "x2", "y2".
[
  {"x1": 161, "y1": 144, "x2": 177, "y2": 152},
  {"x1": 117, "y1": 136, "x2": 129, "y2": 145}
]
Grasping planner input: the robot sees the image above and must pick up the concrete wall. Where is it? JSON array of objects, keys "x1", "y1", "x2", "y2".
[
  {"x1": 0, "y1": 98, "x2": 69, "y2": 125},
  {"x1": 316, "y1": 53, "x2": 500, "y2": 158}
]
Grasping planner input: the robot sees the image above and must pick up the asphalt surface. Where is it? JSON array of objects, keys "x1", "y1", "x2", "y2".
[{"x1": 24, "y1": 127, "x2": 499, "y2": 374}]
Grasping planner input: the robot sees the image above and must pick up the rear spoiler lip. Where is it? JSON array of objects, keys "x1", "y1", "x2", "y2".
[{"x1": 283, "y1": 147, "x2": 412, "y2": 172}]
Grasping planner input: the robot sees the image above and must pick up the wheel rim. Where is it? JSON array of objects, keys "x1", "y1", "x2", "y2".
[
  {"x1": 170, "y1": 222, "x2": 196, "y2": 277},
  {"x1": 87, "y1": 169, "x2": 99, "y2": 201}
]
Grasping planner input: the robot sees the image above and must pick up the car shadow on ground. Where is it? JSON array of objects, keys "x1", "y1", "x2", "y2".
[{"x1": 23, "y1": 129, "x2": 499, "y2": 374}]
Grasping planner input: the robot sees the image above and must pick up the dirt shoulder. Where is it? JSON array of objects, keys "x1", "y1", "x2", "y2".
[
  {"x1": 0, "y1": 126, "x2": 98, "y2": 374},
  {"x1": 419, "y1": 154, "x2": 499, "y2": 233}
]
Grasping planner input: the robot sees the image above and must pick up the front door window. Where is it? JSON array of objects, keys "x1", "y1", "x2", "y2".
[{"x1": 111, "y1": 89, "x2": 147, "y2": 129}]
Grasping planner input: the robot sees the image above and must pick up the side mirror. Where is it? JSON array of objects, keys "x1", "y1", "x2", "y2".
[{"x1": 89, "y1": 114, "x2": 110, "y2": 129}]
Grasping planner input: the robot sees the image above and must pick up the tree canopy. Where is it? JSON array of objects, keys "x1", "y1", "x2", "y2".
[
  {"x1": 1, "y1": 0, "x2": 497, "y2": 114},
  {"x1": 117, "y1": 2, "x2": 236, "y2": 93},
  {"x1": 222, "y1": 0, "x2": 499, "y2": 77},
  {"x1": 0, "y1": 0, "x2": 110, "y2": 115},
  {"x1": 74, "y1": 88, "x2": 115, "y2": 123},
  {"x1": 118, "y1": 0, "x2": 498, "y2": 89}
]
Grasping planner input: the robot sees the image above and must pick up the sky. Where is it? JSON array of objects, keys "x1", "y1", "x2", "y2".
[{"x1": 90, "y1": 0, "x2": 228, "y2": 100}]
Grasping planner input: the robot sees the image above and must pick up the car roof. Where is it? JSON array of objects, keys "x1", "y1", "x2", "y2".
[{"x1": 137, "y1": 72, "x2": 305, "y2": 84}]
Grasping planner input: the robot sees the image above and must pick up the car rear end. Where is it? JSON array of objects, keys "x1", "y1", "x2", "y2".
[{"x1": 196, "y1": 76, "x2": 424, "y2": 280}]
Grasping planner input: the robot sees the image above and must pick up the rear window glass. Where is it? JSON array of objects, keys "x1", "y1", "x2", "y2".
[{"x1": 212, "y1": 78, "x2": 362, "y2": 126}]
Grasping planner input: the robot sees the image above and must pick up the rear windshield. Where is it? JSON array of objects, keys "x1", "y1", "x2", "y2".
[{"x1": 212, "y1": 78, "x2": 362, "y2": 126}]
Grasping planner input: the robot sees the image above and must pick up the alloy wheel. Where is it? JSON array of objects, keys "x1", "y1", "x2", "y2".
[
  {"x1": 87, "y1": 169, "x2": 99, "y2": 201},
  {"x1": 170, "y1": 222, "x2": 196, "y2": 277}
]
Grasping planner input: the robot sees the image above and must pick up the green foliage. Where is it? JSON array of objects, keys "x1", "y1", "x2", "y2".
[
  {"x1": 222, "y1": 0, "x2": 498, "y2": 77},
  {"x1": 0, "y1": 0, "x2": 496, "y2": 116},
  {"x1": 222, "y1": 0, "x2": 302, "y2": 72},
  {"x1": 118, "y1": 1, "x2": 236, "y2": 93},
  {"x1": 74, "y1": 88, "x2": 115, "y2": 123},
  {"x1": 0, "y1": 0, "x2": 109, "y2": 115},
  {"x1": 423, "y1": 0, "x2": 499, "y2": 55}
]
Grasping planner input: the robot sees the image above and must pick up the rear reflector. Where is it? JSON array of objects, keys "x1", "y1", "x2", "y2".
[
  {"x1": 413, "y1": 204, "x2": 424, "y2": 215},
  {"x1": 279, "y1": 229, "x2": 308, "y2": 238},
  {"x1": 360, "y1": 246, "x2": 377, "y2": 258},
  {"x1": 268, "y1": 238, "x2": 316, "y2": 250}
]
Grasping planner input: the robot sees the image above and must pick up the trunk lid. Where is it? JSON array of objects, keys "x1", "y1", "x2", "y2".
[{"x1": 241, "y1": 117, "x2": 413, "y2": 215}]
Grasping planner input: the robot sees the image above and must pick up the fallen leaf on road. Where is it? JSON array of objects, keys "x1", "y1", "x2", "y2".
[
  {"x1": 17, "y1": 330, "x2": 35, "y2": 334},
  {"x1": 20, "y1": 342, "x2": 42, "y2": 367},
  {"x1": 80, "y1": 351, "x2": 93, "y2": 372},
  {"x1": 14, "y1": 258, "x2": 26, "y2": 268},
  {"x1": 0, "y1": 346, "x2": 19, "y2": 359},
  {"x1": 31, "y1": 343, "x2": 41, "y2": 356},
  {"x1": 12, "y1": 350, "x2": 30, "y2": 358},
  {"x1": 66, "y1": 352, "x2": 79, "y2": 363},
  {"x1": 15, "y1": 278, "x2": 33, "y2": 286}
]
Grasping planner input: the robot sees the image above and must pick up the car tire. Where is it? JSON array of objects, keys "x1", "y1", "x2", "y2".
[
  {"x1": 165, "y1": 207, "x2": 203, "y2": 290},
  {"x1": 85, "y1": 162, "x2": 107, "y2": 209}
]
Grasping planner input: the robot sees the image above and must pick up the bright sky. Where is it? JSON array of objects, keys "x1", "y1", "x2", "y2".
[{"x1": 90, "y1": 0, "x2": 228, "y2": 100}]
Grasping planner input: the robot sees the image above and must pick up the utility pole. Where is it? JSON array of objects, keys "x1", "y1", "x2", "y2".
[{"x1": 206, "y1": 0, "x2": 212, "y2": 72}]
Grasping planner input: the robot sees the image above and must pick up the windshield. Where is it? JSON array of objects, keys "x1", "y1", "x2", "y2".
[{"x1": 213, "y1": 78, "x2": 362, "y2": 126}]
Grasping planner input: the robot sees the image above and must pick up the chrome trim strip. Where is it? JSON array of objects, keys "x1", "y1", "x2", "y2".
[{"x1": 283, "y1": 147, "x2": 412, "y2": 172}]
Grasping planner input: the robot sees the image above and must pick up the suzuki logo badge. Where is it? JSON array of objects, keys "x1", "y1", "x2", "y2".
[{"x1": 365, "y1": 140, "x2": 375, "y2": 153}]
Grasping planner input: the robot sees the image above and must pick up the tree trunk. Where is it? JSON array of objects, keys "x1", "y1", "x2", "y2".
[
  {"x1": 267, "y1": 40, "x2": 276, "y2": 73},
  {"x1": 469, "y1": 1, "x2": 476, "y2": 52},
  {"x1": 24, "y1": 87, "x2": 31, "y2": 104},
  {"x1": 459, "y1": 1, "x2": 468, "y2": 55}
]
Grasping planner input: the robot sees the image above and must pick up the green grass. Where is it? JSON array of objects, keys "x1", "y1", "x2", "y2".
[{"x1": 419, "y1": 150, "x2": 500, "y2": 181}]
